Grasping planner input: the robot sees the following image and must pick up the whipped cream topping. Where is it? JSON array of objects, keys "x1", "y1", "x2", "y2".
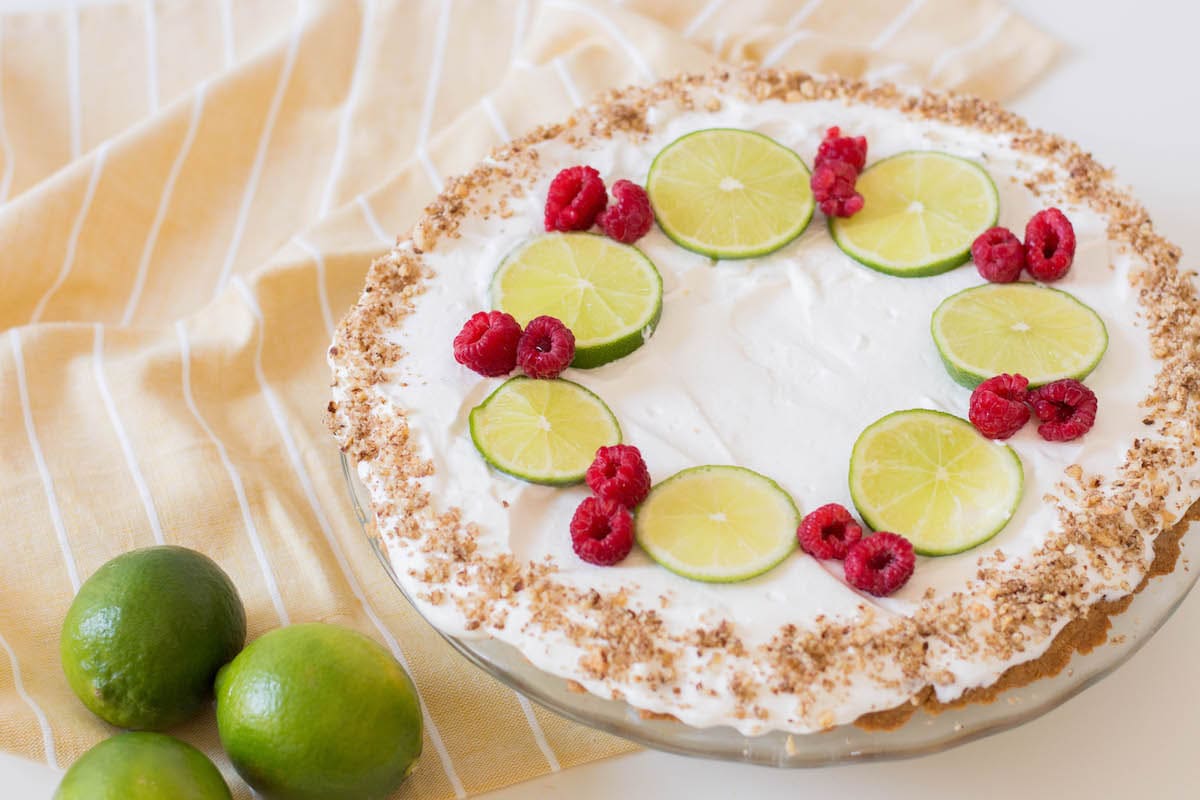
[{"x1": 352, "y1": 93, "x2": 1197, "y2": 734}]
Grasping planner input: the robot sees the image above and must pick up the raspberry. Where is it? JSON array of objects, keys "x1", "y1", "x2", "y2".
[
  {"x1": 570, "y1": 496, "x2": 635, "y2": 566},
  {"x1": 544, "y1": 165, "x2": 607, "y2": 232},
  {"x1": 968, "y1": 373, "x2": 1031, "y2": 439},
  {"x1": 517, "y1": 315, "x2": 575, "y2": 379},
  {"x1": 814, "y1": 126, "x2": 868, "y2": 173},
  {"x1": 843, "y1": 533, "x2": 915, "y2": 597},
  {"x1": 452, "y1": 310, "x2": 522, "y2": 377},
  {"x1": 597, "y1": 179, "x2": 654, "y2": 244},
  {"x1": 1028, "y1": 379, "x2": 1097, "y2": 442},
  {"x1": 971, "y1": 227, "x2": 1025, "y2": 283},
  {"x1": 797, "y1": 503, "x2": 863, "y2": 560},
  {"x1": 811, "y1": 160, "x2": 865, "y2": 218},
  {"x1": 1024, "y1": 208, "x2": 1076, "y2": 282},
  {"x1": 586, "y1": 444, "x2": 651, "y2": 508}
]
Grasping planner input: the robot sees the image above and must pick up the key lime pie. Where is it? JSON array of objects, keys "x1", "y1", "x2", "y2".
[{"x1": 327, "y1": 69, "x2": 1197, "y2": 735}]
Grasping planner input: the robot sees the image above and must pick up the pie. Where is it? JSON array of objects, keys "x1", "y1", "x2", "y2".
[{"x1": 327, "y1": 68, "x2": 1197, "y2": 735}]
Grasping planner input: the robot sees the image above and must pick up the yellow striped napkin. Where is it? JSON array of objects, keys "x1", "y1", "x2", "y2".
[{"x1": 0, "y1": 1, "x2": 1057, "y2": 796}]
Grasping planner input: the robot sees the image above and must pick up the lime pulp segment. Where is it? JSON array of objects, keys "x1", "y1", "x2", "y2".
[
  {"x1": 469, "y1": 377, "x2": 621, "y2": 485},
  {"x1": 646, "y1": 128, "x2": 814, "y2": 259},
  {"x1": 635, "y1": 465, "x2": 800, "y2": 583},
  {"x1": 931, "y1": 282, "x2": 1109, "y2": 388},
  {"x1": 830, "y1": 151, "x2": 999, "y2": 277},
  {"x1": 491, "y1": 232, "x2": 663, "y2": 369},
  {"x1": 849, "y1": 409, "x2": 1023, "y2": 556}
]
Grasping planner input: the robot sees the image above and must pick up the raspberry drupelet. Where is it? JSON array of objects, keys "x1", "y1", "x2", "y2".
[
  {"x1": 1029, "y1": 379, "x2": 1098, "y2": 441},
  {"x1": 452, "y1": 311, "x2": 523, "y2": 377},
  {"x1": 597, "y1": 180, "x2": 654, "y2": 244},
  {"x1": 797, "y1": 503, "x2": 863, "y2": 560},
  {"x1": 1024, "y1": 208, "x2": 1076, "y2": 282},
  {"x1": 811, "y1": 160, "x2": 865, "y2": 218},
  {"x1": 814, "y1": 126, "x2": 868, "y2": 173},
  {"x1": 544, "y1": 165, "x2": 608, "y2": 232},
  {"x1": 517, "y1": 316, "x2": 575, "y2": 379},
  {"x1": 570, "y1": 496, "x2": 635, "y2": 566},
  {"x1": 969, "y1": 373, "x2": 1032, "y2": 439},
  {"x1": 586, "y1": 445, "x2": 651, "y2": 508},
  {"x1": 972, "y1": 227, "x2": 1026, "y2": 283},
  {"x1": 843, "y1": 533, "x2": 915, "y2": 597}
]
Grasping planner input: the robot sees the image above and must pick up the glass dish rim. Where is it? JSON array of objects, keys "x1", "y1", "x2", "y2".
[{"x1": 341, "y1": 451, "x2": 1198, "y2": 767}]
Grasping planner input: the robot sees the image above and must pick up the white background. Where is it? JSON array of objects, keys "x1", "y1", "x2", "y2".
[{"x1": 3, "y1": 1, "x2": 1199, "y2": 797}]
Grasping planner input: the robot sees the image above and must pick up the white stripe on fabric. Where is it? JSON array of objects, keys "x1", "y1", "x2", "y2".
[
  {"x1": 30, "y1": 141, "x2": 110, "y2": 323},
  {"x1": 318, "y1": 0, "x2": 373, "y2": 218},
  {"x1": 682, "y1": 0, "x2": 724, "y2": 38},
  {"x1": 761, "y1": 30, "x2": 814, "y2": 68},
  {"x1": 480, "y1": 95, "x2": 510, "y2": 142},
  {"x1": 143, "y1": 0, "x2": 159, "y2": 114},
  {"x1": 356, "y1": 194, "x2": 391, "y2": 245},
  {"x1": 553, "y1": 57, "x2": 583, "y2": 108},
  {"x1": 213, "y1": 0, "x2": 304, "y2": 298},
  {"x1": 292, "y1": 235, "x2": 335, "y2": 338},
  {"x1": 416, "y1": 145, "x2": 442, "y2": 193},
  {"x1": 218, "y1": 0, "x2": 235, "y2": 68},
  {"x1": 93, "y1": 324, "x2": 165, "y2": 545},
  {"x1": 412, "y1": 0, "x2": 451, "y2": 195},
  {"x1": 510, "y1": 0, "x2": 529, "y2": 65},
  {"x1": 0, "y1": 630, "x2": 58, "y2": 769},
  {"x1": 516, "y1": 694, "x2": 561, "y2": 772},
  {"x1": 9, "y1": 329, "x2": 80, "y2": 593},
  {"x1": 544, "y1": 0, "x2": 654, "y2": 80},
  {"x1": 175, "y1": 321, "x2": 289, "y2": 625},
  {"x1": 928, "y1": 10, "x2": 1011, "y2": 80},
  {"x1": 0, "y1": 18, "x2": 14, "y2": 203},
  {"x1": 863, "y1": 62, "x2": 910, "y2": 83},
  {"x1": 870, "y1": 0, "x2": 926, "y2": 51},
  {"x1": 122, "y1": 82, "x2": 208, "y2": 326},
  {"x1": 66, "y1": 6, "x2": 81, "y2": 158},
  {"x1": 784, "y1": 0, "x2": 823, "y2": 31},
  {"x1": 230, "y1": 277, "x2": 467, "y2": 799}
]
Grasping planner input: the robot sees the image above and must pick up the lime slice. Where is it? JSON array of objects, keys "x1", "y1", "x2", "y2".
[
  {"x1": 469, "y1": 377, "x2": 621, "y2": 485},
  {"x1": 645, "y1": 128, "x2": 814, "y2": 259},
  {"x1": 849, "y1": 410, "x2": 1023, "y2": 556},
  {"x1": 830, "y1": 151, "x2": 999, "y2": 277},
  {"x1": 491, "y1": 233, "x2": 663, "y2": 369},
  {"x1": 931, "y1": 282, "x2": 1108, "y2": 388},
  {"x1": 635, "y1": 465, "x2": 800, "y2": 583}
]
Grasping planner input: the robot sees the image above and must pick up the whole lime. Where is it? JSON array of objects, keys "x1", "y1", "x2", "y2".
[
  {"x1": 61, "y1": 545, "x2": 246, "y2": 730},
  {"x1": 215, "y1": 623, "x2": 423, "y2": 800},
  {"x1": 54, "y1": 732, "x2": 231, "y2": 800}
]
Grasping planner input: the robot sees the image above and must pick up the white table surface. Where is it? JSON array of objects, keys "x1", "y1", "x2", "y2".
[{"x1": 5, "y1": 1, "x2": 1199, "y2": 797}]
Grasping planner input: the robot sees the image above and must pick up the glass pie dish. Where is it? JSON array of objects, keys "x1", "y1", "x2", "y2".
[{"x1": 342, "y1": 452, "x2": 1197, "y2": 767}]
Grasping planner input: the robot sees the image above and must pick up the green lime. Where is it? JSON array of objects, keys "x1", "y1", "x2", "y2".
[
  {"x1": 830, "y1": 151, "x2": 999, "y2": 277},
  {"x1": 60, "y1": 545, "x2": 246, "y2": 730},
  {"x1": 469, "y1": 376, "x2": 621, "y2": 485},
  {"x1": 215, "y1": 623, "x2": 422, "y2": 800},
  {"x1": 55, "y1": 732, "x2": 231, "y2": 800},
  {"x1": 646, "y1": 128, "x2": 814, "y2": 259},
  {"x1": 849, "y1": 410, "x2": 1024, "y2": 556},
  {"x1": 635, "y1": 465, "x2": 800, "y2": 582},
  {"x1": 931, "y1": 282, "x2": 1109, "y2": 388},
  {"x1": 491, "y1": 232, "x2": 662, "y2": 368}
]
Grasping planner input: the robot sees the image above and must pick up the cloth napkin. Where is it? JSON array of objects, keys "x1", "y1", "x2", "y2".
[{"x1": 0, "y1": 1, "x2": 1058, "y2": 796}]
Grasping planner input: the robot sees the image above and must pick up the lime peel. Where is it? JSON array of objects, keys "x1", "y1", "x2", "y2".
[
  {"x1": 931, "y1": 282, "x2": 1108, "y2": 388},
  {"x1": 830, "y1": 151, "x2": 999, "y2": 277},
  {"x1": 646, "y1": 128, "x2": 815, "y2": 259},
  {"x1": 469, "y1": 376, "x2": 621, "y2": 485},
  {"x1": 491, "y1": 232, "x2": 663, "y2": 369},
  {"x1": 635, "y1": 465, "x2": 800, "y2": 583},
  {"x1": 849, "y1": 409, "x2": 1023, "y2": 557}
]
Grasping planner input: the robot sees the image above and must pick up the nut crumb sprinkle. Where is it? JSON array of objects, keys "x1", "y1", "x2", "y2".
[{"x1": 327, "y1": 67, "x2": 1198, "y2": 735}]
